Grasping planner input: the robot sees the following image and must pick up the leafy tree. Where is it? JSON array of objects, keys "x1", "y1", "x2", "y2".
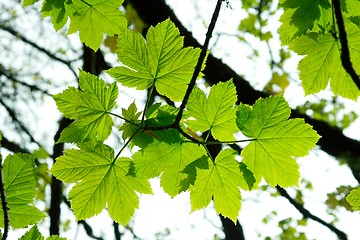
[{"x1": 0, "y1": 0, "x2": 360, "y2": 239}]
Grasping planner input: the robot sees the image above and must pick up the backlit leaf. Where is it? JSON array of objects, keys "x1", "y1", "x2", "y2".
[
  {"x1": 108, "y1": 19, "x2": 204, "y2": 102},
  {"x1": 68, "y1": 0, "x2": 127, "y2": 51},
  {"x1": 53, "y1": 70, "x2": 118, "y2": 143},
  {"x1": 186, "y1": 80, "x2": 238, "y2": 141},
  {"x1": 346, "y1": 187, "x2": 360, "y2": 211},
  {"x1": 236, "y1": 96, "x2": 320, "y2": 187},
  {"x1": 50, "y1": 141, "x2": 152, "y2": 225},
  {"x1": 190, "y1": 149, "x2": 250, "y2": 222},
  {"x1": 0, "y1": 154, "x2": 46, "y2": 228}
]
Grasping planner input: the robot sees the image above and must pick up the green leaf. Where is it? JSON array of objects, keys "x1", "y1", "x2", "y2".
[
  {"x1": 279, "y1": 0, "x2": 332, "y2": 44},
  {"x1": 236, "y1": 96, "x2": 320, "y2": 187},
  {"x1": 119, "y1": 101, "x2": 142, "y2": 140},
  {"x1": 41, "y1": 0, "x2": 69, "y2": 31},
  {"x1": 190, "y1": 148, "x2": 249, "y2": 222},
  {"x1": 0, "y1": 154, "x2": 46, "y2": 228},
  {"x1": 289, "y1": 22, "x2": 360, "y2": 100},
  {"x1": 132, "y1": 140, "x2": 207, "y2": 197},
  {"x1": 20, "y1": 226, "x2": 44, "y2": 240},
  {"x1": 67, "y1": 0, "x2": 127, "y2": 51},
  {"x1": 346, "y1": 186, "x2": 360, "y2": 211},
  {"x1": 186, "y1": 80, "x2": 238, "y2": 141},
  {"x1": 22, "y1": 0, "x2": 40, "y2": 7},
  {"x1": 53, "y1": 70, "x2": 118, "y2": 143},
  {"x1": 50, "y1": 141, "x2": 152, "y2": 225},
  {"x1": 108, "y1": 19, "x2": 204, "y2": 102}
]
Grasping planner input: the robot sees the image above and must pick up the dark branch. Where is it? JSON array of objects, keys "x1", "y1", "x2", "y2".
[
  {"x1": 0, "y1": 24, "x2": 78, "y2": 78},
  {"x1": 0, "y1": 98, "x2": 45, "y2": 150},
  {"x1": 175, "y1": 0, "x2": 223, "y2": 124},
  {"x1": 0, "y1": 65, "x2": 50, "y2": 95},
  {"x1": 0, "y1": 134, "x2": 29, "y2": 153},
  {"x1": 276, "y1": 186, "x2": 348, "y2": 240},
  {"x1": 113, "y1": 221, "x2": 121, "y2": 240},
  {"x1": 332, "y1": 0, "x2": 360, "y2": 90}
]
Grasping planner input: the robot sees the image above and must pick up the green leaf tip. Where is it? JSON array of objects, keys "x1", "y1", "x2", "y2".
[
  {"x1": 236, "y1": 95, "x2": 320, "y2": 187},
  {"x1": 108, "y1": 19, "x2": 205, "y2": 102}
]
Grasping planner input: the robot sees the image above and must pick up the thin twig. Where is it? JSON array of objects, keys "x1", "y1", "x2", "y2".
[
  {"x1": 113, "y1": 221, "x2": 121, "y2": 240},
  {"x1": 0, "y1": 139, "x2": 9, "y2": 240},
  {"x1": 276, "y1": 186, "x2": 348, "y2": 240},
  {"x1": 332, "y1": 0, "x2": 360, "y2": 90},
  {"x1": 0, "y1": 24, "x2": 78, "y2": 78},
  {"x1": 174, "y1": 0, "x2": 224, "y2": 124}
]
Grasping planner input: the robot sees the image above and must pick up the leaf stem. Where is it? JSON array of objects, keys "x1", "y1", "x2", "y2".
[
  {"x1": 332, "y1": 0, "x2": 360, "y2": 90},
  {"x1": 184, "y1": 139, "x2": 254, "y2": 145},
  {"x1": 108, "y1": 112, "x2": 142, "y2": 128},
  {"x1": 0, "y1": 139, "x2": 9, "y2": 240},
  {"x1": 174, "y1": 0, "x2": 224, "y2": 125},
  {"x1": 142, "y1": 85, "x2": 155, "y2": 123},
  {"x1": 114, "y1": 128, "x2": 142, "y2": 161}
]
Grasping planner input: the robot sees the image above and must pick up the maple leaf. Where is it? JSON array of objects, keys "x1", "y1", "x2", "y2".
[
  {"x1": 53, "y1": 70, "x2": 118, "y2": 143},
  {"x1": 289, "y1": 22, "x2": 360, "y2": 100},
  {"x1": 190, "y1": 148, "x2": 252, "y2": 222},
  {"x1": 67, "y1": 0, "x2": 127, "y2": 51},
  {"x1": 236, "y1": 96, "x2": 320, "y2": 187},
  {"x1": 50, "y1": 141, "x2": 152, "y2": 225},
  {"x1": 132, "y1": 139, "x2": 207, "y2": 197},
  {"x1": 0, "y1": 154, "x2": 46, "y2": 228},
  {"x1": 108, "y1": 19, "x2": 205, "y2": 102},
  {"x1": 185, "y1": 80, "x2": 238, "y2": 141}
]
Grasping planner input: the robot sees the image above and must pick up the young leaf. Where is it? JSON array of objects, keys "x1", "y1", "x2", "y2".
[
  {"x1": 53, "y1": 70, "x2": 118, "y2": 143},
  {"x1": 236, "y1": 96, "x2": 320, "y2": 187},
  {"x1": 132, "y1": 140, "x2": 208, "y2": 197},
  {"x1": 289, "y1": 22, "x2": 360, "y2": 100},
  {"x1": 119, "y1": 101, "x2": 142, "y2": 140},
  {"x1": 67, "y1": 0, "x2": 127, "y2": 51},
  {"x1": 190, "y1": 148, "x2": 249, "y2": 222},
  {"x1": 186, "y1": 80, "x2": 238, "y2": 141},
  {"x1": 0, "y1": 154, "x2": 46, "y2": 228},
  {"x1": 346, "y1": 187, "x2": 360, "y2": 211},
  {"x1": 108, "y1": 19, "x2": 204, "y2": 102},
  {"x1": 50, "y1": 141, "x2": 152, "y2": 225}
]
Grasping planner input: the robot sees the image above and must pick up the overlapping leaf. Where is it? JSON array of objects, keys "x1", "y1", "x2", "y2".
[
  {"x1": 108, "y1": 19, "x2": 204, "y2": 102},
  {"x1": 53, "y1": 70, "x2": 118, "y2": 143},
  {"x1": 185, "y1": 80, "x2": 238, "y2": 141},
  {"x1": 190, "y1": 149, "x2": 253, "y2": 222},
  {"x1": 50, "y1": 141, "x2": 152, "y2": 225},
  {"x1": 0, "y1": 154, "x2": 46, "y2": 228},
  {"x1": 236, "y1": 96, "x2": 320, "y2": 187},
  {"x1": 289, "y1": 22, "x2": 360, "y2": 100},
  {"x1": 132, "y1": 138, "x2": 208, "y2": 197},
  {"x1": 67, "y1": 0, "x2": 127, "y2": 50},
  {"x1": 279, "y1": 0, "x2": 332, "y2": 44},
  {"x1": 41, "y1": 0, "x2": 72, "y2": 31}
]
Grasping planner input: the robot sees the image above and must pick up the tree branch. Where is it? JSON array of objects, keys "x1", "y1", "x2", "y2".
[
  {"x1": 276, "y1": 186, "x2": 347, "y2": 240},
  {"x1": 0, "y1": 134, "x2": 29, "y2": 154},
  {"x1": 0, "y1": 98, "x2": 45, "y2": 150},
  {"x1": 0, "y1": 24, "x2": 78, "y2": 78},
  {"x1": 126, "y1": 0, "x2": 360, "y2": 183},
  {"x1": 332, "y1": 0, "x2": 360, "y2": 90},
  {"x1": 175, "y1": 0, "x2": 223, "y2": 124}
]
